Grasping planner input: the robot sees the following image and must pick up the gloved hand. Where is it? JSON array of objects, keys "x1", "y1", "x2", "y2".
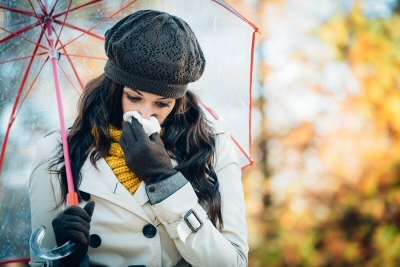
[
  {"x1": 120, "y1": 118, "x2": 177, "y2": 184},
  {"x1": 52, "y1": 201, "x2": 95, "y2": 267}
]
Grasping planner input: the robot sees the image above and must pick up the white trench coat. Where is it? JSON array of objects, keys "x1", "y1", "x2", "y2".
[{"x1": 29, "y1": 122, "x2": 248, "y2": 267}]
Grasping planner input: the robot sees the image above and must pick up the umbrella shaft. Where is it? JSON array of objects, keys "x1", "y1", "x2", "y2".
[{"x1": 46, "y1": 17, "x2": 77, "y2": 206}]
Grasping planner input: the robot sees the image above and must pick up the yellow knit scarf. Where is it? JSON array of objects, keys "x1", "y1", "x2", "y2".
[{"x1": 105, "y1": 125, "x2": 141, "y2": 194}]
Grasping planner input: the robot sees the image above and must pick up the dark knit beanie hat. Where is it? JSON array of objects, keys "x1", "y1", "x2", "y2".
[{"x1": 104, "y1": 10, "x2": 206, "y2": 99}]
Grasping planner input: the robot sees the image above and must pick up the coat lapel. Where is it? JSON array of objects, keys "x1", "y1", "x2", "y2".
[
  {"x1": 133, "y1": 181, "x2": 149, "y2": 206},
  {"x1": 78, "y1": 157, "x2": 152, "y2": 223}
]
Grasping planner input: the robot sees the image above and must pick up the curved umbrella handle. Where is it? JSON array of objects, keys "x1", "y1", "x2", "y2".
[{"x1": 29, "y1": 225, "x2": 79, "y2": 260}]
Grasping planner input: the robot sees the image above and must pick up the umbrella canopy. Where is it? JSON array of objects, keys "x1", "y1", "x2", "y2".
[{"x1": 0, "y1": 0, "x2": 257, "y2": 263}]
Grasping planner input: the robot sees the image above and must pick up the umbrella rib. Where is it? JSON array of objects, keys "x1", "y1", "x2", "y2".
[
  {"x1": 52, "y1": 0, "x2": 102, "y2": 18},
  {"x1": 0, "y1": 25, "x2": 48, "y2": 49},
  {"x1": 56, "y1": 0, "x2": 138, "y2": 50},
  {"x1": 49, "y1": 19, "x2": 82, "y2": 91},
  {"x1": 28, "y1": 0, "x2": 40, "y2": 18},
  {"x1": 0, "y1": 4, "x2": 40, "y2": 18},
  {"x1": 56, "y1": 36, "x2": 85, "y2": 89},
  {"x1": 16, "y1": 57, "x2": 50, "y2": 117},
  {"x1": 54, "y1": 19, "x2": 104, "y2": 40},
  {"x1": 9, "y1": 32, "x2": 46, "y2": 117},
  {"x1": 212, "y1": 0, "x2": 259, "y2": 31},
  {"x1": 48, "y1": 0, "x2": 60, "y2": 16},
  {"x1": 53, "y1": 0, "x2": 75, "y2": 48},
  {"x1": 36, "y1": 0, "x2": 47, "y2": 15},
  {"x1": 0, "y1": 21, "x2": 41, "y2": 44},
  {"x1": 60, "y1": 53, "x2": 107, "y2": 60},
  {"x1": 247, "y1": 31, "x2": 258, "y2": 169},
  {"x1": 199, "y1": 99, "x2": 220, "y2": 119},
  {"x1": 58, "y1": 62, "x2": 82, "y2": 94},
  {"x1": 199, "y1": 100, "x2": 254, "y2": 169},
  {"x1": 0, "y1": 30, "x2": 46, "y2": 173},
  {"x1": 53, "y1": 19, "x2": 104, "y2": 40},
  {"x1": 230, "y1": 135, "x2": 254, "y2": 170},
  {"x1": 0, "y1": 52, "x2": 47, "y2": 64}
]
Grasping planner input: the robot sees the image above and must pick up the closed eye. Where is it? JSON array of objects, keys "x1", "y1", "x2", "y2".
[
  {"x1": 127, "y1": 94, "x2": 141, "y2": 102},
  {"x1": 156, "y1": 101, "x2": 170, "y2": 108}
]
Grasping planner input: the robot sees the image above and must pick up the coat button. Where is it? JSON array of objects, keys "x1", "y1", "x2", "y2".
[
  {"x1": 142, "y1": 224, "x2": 157, "y2": 238},
  {"x1": 79, "y1": 191, "x2": 91, "y2": 201},
  {"x1": 89, "y1": 234, "x2": 101, "y2": 248},
  {"x1": 148, "y1": 186, "x2": 155, "y2": 193}
]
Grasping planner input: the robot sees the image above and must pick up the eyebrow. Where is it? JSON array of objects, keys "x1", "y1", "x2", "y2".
[
  {"x1": 132, "y1": 89, "x2": 143, "y2": 96},
  {"x1": 131, "y1": 89, "x2": 169, "y2": 100}
]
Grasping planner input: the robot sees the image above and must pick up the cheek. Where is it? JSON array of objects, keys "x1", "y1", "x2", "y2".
[
  {"x1": 158, "y1": 106, "x2": 175, "y2": 123},
  {"x1": 121, "y1": 97, "x2": 128, "y2": 113},
  {"x1": 122, "y1": 98, "x2": 135, "y2": 114}
]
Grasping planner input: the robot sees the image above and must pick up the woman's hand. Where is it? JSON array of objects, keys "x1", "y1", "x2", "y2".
[
  {"x1": 52, "y1": 201, "x2": 95, "y2": 267},
  {"x1": 120, "y1": 118, "x2": 177, "y2": 184}
]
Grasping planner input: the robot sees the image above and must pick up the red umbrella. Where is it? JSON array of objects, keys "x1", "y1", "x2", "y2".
[{"x1": 0, "y1": 0, "x2": 258, "y2": 263}]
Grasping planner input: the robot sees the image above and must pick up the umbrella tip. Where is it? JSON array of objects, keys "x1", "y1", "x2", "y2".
[
  {"x1": 250, "y1": 160, "x2": 257, "y2": 168},
  {"x1": 241, "y1": 159, "x2": 257, "y2": 171}
]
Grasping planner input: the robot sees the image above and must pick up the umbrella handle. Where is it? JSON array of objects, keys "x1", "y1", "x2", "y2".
[{"x1": 29, "y1": 225, "x2": 79, "y2": 260}]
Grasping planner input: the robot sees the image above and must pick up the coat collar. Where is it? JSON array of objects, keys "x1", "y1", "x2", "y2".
[{"x1": 78, "y1": 157, "x2": 152, "y2": 223}]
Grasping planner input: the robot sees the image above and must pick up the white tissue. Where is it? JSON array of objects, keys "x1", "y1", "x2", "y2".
[{"x1": 123, "y1": 111, "x2": 161, "y2": 136}]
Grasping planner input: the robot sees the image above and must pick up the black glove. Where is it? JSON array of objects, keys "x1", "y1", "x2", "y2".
[
  {"x1": 120, "y1": 118, "x2": 177, "y2": 184},
  {"x1": 52, "y1": 201, "x2": 95, "y2": 267}
]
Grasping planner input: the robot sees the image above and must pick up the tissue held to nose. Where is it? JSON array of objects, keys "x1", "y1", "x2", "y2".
[{"x1": 123, "y1": 111, "x2": 161, "y2": 136}]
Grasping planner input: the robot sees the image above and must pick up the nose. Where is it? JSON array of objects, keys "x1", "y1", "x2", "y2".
[{"x1": 139, "y1": 106, "x2": 154, "y2": 120}]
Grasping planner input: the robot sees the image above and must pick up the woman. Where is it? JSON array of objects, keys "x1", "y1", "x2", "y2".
[{"x1": 29, "y1": 10, "x2": 248, "y2": 267}]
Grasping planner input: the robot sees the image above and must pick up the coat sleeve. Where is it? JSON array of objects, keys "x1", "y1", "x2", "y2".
[
  {"x1": 29, "y1": 131, "x2": 64, "y2": 267},
  {"x1": 148, "y1": 128, "x2": 249, "y2": 267}
]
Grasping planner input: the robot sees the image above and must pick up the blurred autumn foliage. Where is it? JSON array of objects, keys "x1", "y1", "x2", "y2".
[{"x1": 226, "y1": 0, "x2": 400, "y2": 266}]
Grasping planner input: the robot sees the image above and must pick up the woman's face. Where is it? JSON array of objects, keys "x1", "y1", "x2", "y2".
[{"x1": 122, "y1": 87, "x2": 176, "y2": 124}]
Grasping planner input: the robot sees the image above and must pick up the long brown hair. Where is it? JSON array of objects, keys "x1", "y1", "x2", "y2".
[{"x1": 53, "y1": 73, "x2": 223, "y2": 228}]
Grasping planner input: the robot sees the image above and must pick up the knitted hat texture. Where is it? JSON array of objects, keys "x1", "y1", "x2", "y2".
[{"x1": 104, "y1": 10, "x2": 206, "y2": 98}]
